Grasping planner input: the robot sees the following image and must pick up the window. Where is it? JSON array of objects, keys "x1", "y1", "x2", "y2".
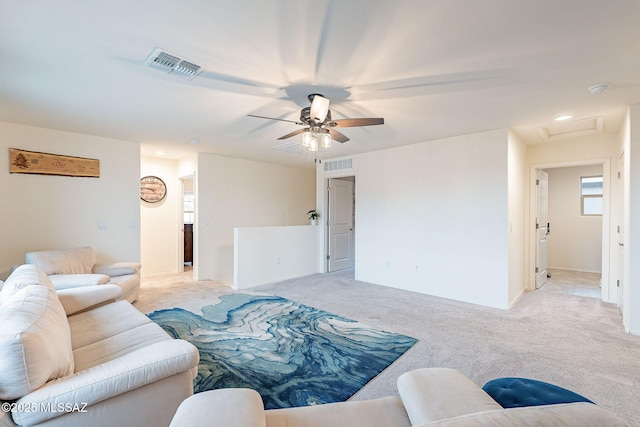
[
  {"x1": 580, "y1": 176, "x2": 603, "y2": 216},
  {"x1": 184, "y1": 192, "x2": 194, "y2": 224}
]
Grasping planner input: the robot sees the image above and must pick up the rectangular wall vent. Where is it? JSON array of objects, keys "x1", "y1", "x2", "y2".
[
  {"x1": 324, "y1": 158, "x2": 353, "y2": 171},
  {"x1": 144, "y1": 47, "x2": 203, "y2": 80}
]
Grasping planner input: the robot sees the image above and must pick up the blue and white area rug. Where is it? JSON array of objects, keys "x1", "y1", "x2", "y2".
[{"x1": 148, "y1": 293, "x2": 417, "y2": 409}]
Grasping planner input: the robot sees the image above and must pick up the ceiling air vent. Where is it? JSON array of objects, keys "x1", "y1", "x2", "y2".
[
  {"x1": 272, "y1": 141, "x2": 311, "y2": 156},
  {"x1": 144, "y1": 48, "x2": 203, "y2": 80}
]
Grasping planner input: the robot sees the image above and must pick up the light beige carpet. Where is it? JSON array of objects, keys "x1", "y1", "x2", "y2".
[{"x1": 135, "y1": 269, "x2": 640, "y2": 425}]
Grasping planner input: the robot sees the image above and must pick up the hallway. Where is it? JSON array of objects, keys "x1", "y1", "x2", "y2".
[{"x1": 539, "y1": 268, "x2": 601, "y2": 299}]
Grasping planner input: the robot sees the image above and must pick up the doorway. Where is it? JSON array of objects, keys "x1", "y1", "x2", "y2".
[
  {"x1": 326, "y1": 176, "x2": 355, "y2": 272},
  {"x1": 180, "y1": 176, "x2": 194, "y2": 275},
  {"x1": 535, "y1": 169, "x2": 549, "y2": 289},
  {"x1": 530, "y1": 160, "x2": 611, "y2": 302}
]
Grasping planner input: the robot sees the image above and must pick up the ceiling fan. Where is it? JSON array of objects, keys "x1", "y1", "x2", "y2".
[{"x1": 248, "y1": 94, "x2": 384, "y2": 150}]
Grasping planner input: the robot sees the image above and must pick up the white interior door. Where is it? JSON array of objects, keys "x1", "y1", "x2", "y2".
[
  {"x1": 328, "y1": 178, "x2": 354, "y2": 272},
  {"x1": 536, "y1": 169, "x2": 549, "y2": 289},
  {"x1": 618, "y1": 154, "x2": 625, "y2": 312}
]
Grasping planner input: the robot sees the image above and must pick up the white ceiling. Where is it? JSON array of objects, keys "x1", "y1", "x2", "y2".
[{"x1": 1, "y1": 0, "x2": 639, "y2": 169}]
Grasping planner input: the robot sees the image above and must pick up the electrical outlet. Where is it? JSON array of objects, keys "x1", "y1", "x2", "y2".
[
  {"x1": 97, "y1": 221, "x2": 108, "y2": 230},
  {"x1": 276, "y1": 257, "x2": 281, "y2": 265}
]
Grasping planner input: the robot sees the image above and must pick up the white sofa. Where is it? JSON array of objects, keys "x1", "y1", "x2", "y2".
[
  {"x1": 0, "y1": 264, "x2": 199, "y2": 427},
  {"x1": 25, "y1": 246, "x2": 141, "y2": 303},
  {"x1": 170, "y1": 368, "x2": 628, "y2": 427}
]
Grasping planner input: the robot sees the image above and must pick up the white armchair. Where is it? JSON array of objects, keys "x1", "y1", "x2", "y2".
[{"x1": 25, "y1": 246, "x2": 141, "y2": 303}]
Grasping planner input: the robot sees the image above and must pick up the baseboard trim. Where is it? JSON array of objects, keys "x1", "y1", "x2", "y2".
[
  {"x1": 509, "y1": 288, "x2": 526, "y2": 309},
  {"x1": 547, "y1": 266, "x2": 602, "y2": 275}
]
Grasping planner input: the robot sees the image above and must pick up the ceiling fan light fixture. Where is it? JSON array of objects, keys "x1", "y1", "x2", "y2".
[
  {"x1": 308, "y1": 135, "x2": 319, "y2": 152},
  {"x1": 302, "y1": 129, "x2": 312, "y2": 147},
  {"x1": 309, "y1": 94, "x2": 330, "y2": 123},
  {"x1": 249, "y1": 92, "x2": 384, "y2": 149},
  {"x1": 321, "y1": 132, "x2": 332, "y2": 149}
]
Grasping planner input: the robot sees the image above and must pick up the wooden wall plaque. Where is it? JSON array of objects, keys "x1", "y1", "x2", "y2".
[{"x1": 9, "y1": 148, "x2": 100, "y2": 177}]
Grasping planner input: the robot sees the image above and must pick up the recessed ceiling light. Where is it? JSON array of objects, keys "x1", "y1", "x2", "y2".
[
  {"x1": 155, "y1": 151, "x2": 167, "y2": 156},
  {"x1": 555, "y1": 114, "x2": 573, "y2": 121},
  {"x1": 190, "y1": 139, "x2": 199, "y2": 145}
]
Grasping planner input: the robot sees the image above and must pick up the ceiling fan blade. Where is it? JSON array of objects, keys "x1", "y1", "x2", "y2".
[
  {"x1": 248, "y1": 114, "x2": 303, "y2": 125},
  {"x1": 330, "y1": 118, "x2": 384, "y2": 127},
  {"x1": 277, "y1": 129, "x2": 305, "y2": 140},
  {"x1": 329, "y1": 129, "x2": 350, "y2": 143}
]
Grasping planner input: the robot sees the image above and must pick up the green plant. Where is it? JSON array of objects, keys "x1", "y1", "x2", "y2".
[{"x1": 307, "y1": 209, "x2": 319, "y2": 220}]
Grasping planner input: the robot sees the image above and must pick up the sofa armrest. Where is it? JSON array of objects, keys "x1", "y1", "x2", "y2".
[
  {"x1": 170, "y1": 389, "x2": 267, "y2": 427},
  {"x1": 49, "y1": 274, "x2": 111, "y2": 290},
  {"x1": 57, "y1": 285, "x2": 123, "y2": 315},
  {"x1": 12, "y1": 340, "x2": 199, "y2": 426},
  {"x1": 93, "y1": 262, "x2": 141, "y2": 277},
  {"x1": 398, "y1": 368, "x2": 502, "y2": 425},
  {"x1": 416, "y1": 402, "x2": 629, "y2": 426}
]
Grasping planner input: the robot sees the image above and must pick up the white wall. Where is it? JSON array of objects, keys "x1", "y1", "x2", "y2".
[
  {"x1": 234, "y1": 225, "x2": 321, "y2": 289},
  {"x1": 546, "y1": 165, "x2": 603, "y2": 273},
  {"x1": 196, "y1": 153, "x2": 315, "y2": 285},
  {"x1": 320, "y1": 129, "x2": 512, "y2": 309},
  {"x1": 508, "y1": 131, "x2": 527, "y2": 303},
  {"x1": 0, "y1": 121, "x2": 140, "y2": 278},
  {"x1": 140, "y1": 156, "x2": 181, "y2": 276},
  {"x1": 626, "y1": 104, "x2": 640, "y2": 334}
]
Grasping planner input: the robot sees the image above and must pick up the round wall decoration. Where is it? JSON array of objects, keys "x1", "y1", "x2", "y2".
[{"x1": 140, "y1": 175, "x2": 167, "y2": 203}]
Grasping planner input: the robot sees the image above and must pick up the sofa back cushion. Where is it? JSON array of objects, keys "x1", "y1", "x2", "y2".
[
  {"x1": 0, "y1": 265, "x2": 75, "y2": 400},
  {"x1": 25, "y1": 246, "x2": 96, "y2": 275}
]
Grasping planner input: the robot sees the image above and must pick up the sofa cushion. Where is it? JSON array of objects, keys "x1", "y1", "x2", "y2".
[
  {"x1": 67, "y1": 300, "x2": 152, "y2": 350},
  {"x1": 25, "y1": 246, "x2": 96, "y2": 275},
  {"x1": 0, "y1": 265, "x2": 74, "y2": 400},
  {"x1": 73, "y1": 322, "x2": 174, "y2": 372},
  {"x1": 266, "y1": 396, "x2": 411, "y2": 427}
]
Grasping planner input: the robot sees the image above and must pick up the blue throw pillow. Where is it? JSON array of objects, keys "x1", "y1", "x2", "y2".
[{"x1": 482, "y1": 377, "x2": 594, "y2": 408}]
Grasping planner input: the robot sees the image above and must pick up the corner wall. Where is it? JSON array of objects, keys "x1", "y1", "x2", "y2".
[
  {"x1": 508, "y1": 131, "x2": 527, "y2": 304},
  {"x1": 0, "y1": 121, "x2": 140, "y2": 278},
  {"x1": 196, "y1": 153, "x2": 315, "y2": 285}
]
